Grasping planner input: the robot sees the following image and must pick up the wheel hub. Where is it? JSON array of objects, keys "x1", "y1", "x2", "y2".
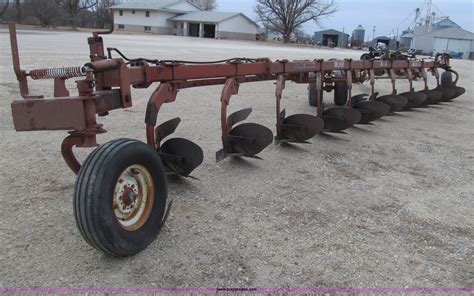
[
  {"x1": 119, "y1": 185, "x2": 139, "y2": 214},
  {"x1": 113, "y1": 165, "x2": 154, "y2": 231}
]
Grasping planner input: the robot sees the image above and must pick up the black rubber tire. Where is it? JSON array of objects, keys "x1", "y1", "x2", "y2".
[
  {"x1": 334, "y1": 82, "x2": 348, "y2": 106},
  {"x1": 333, "y1": 70, "x2": 348, "y2": 106},
  {"x1": 74, "y1": 139, "x2": 168, "y2": 257},
  {"x1": 441, "y1": 71, "x2": 454, "y2": 88},
  {"x1": 308, "y1": 82, "x2": 323, "y2": 107},
  {"x1": 360, "y1": 54, "x2": 371, "y2": 60}
]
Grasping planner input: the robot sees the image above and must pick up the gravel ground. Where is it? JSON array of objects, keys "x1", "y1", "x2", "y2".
[{"x1": 0, "y1": 28, "x2": 473, "y2": 288}]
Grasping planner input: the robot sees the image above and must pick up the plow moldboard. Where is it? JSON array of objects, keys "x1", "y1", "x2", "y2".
[
  {"x1": 160, "y1": 138, "x2": 204, "y2": 177},
  {"x1": 353, "y1": 101, "x2": 391, "y2": 124},
  {"x1": 376, "y1": 95, "x2": 408, "y2": 112},
  {"x1": 321, "y1": 107, "x2": 362, "y2": 132},
  {"x1": 280, "y1": 114, "x2": 325, "y2": 142},
  {"x1": 420, "y1": 89, "x2": 443, "y2": 105},
  {"x1": 229, "y1": 123, "x2": 274, "y2": 157},
  {"x1": 399, "y1": 92, "x2": 428, "y2": 110},
  {"x1": 437, "y1": 87, "x2": 457, "y2": 102}
]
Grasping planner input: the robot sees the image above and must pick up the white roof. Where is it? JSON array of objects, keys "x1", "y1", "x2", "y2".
[{"x1": 111, "y1": 0, "x2": 197, "y2": 11}]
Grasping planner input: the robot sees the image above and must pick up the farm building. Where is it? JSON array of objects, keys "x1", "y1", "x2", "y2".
[
  {"x1": 314, "y1": 29, "x2": 349, "y2": 48},
  {"x1": 400, "y1": 30, "x2": 414, "y2": 51},
  {"x1": 409, "y1": 18, "x2": 474, "y2": 59},
  {"x1": 110, "y1": 0, "x2": 258, "y2": 41},
  {"x1": 369, "y1": 36, "x2": 399, "y2": 51}
]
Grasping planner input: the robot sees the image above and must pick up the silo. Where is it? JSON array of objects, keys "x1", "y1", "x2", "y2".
[{"x1": 351, "y1": 25, "x2": 365, "y2": 48}]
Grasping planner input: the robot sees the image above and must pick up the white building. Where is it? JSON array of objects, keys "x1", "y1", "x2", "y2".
[
  {"x1": 111, "y1": 0, "x2": 258, "y2": 41},
  {"x1": 410, "y1": 18, "x2": 474, "y2": 59}
]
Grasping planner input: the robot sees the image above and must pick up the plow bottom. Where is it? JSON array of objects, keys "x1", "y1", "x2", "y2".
[
  {"x1": 450, "y1": 86, "x2": 466, "y2": 100},
  {"x1": 420, "y1": 89, "x2": 444, "y2": 105},
  {"x1": 227, "y1": 123, "x2": 274, "y2": 158},
  {"x1": 353, "y1": 101, "x2": 391, "y2": 124},
  {"x1": 218, "y1": 107, "x2": 274, "y2": 161},
  {"x1": 437, "y1": 71, "x2": 466, "y2": 102},
  {"x1": 156, "y1": 118, "x2": 204, "y2": 177},
  {"x1": 321, "y1": 107, "x2": 362, "y2": 132},
  {"x1": 437, "y1": 87, "x2": 458, "y2": 102},
  {"x1": 399, "y1": 92, "x2": 428, "y2": 110},
  {"x1": 159, "y1": 138, "x2": 204, "y2": 177},
  {"x1": 280, "y1": 113, "x2": 325, "y2": 143},
  {"x1": 376, "y1": 95, "x2": 408, "y2": 112}
]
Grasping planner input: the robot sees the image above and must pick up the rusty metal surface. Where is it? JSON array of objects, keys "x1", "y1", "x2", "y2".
[
  {"x1": 11, "y1": 98, "x2": 87, "y2": 131},
  {"x1": 61, "y1": 136, "x2": 84, "y2": 175},
  {"x1": 6, "y1": 22, "x2": 459, "y2": 174},
  {"x1": 4, "y1": 22, "x2": 470, "y2": 261}
]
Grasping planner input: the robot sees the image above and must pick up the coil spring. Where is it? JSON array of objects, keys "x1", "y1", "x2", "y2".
[{"x1": 30, "y1": 66, "x2": 86, "y2": 80}]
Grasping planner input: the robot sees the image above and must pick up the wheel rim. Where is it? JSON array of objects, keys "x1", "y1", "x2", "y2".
[{"x1": 113, "y1": 165, "x2": 154, "y2": 231}]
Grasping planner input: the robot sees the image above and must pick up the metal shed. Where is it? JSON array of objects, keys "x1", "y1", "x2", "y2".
[
  {"x1": 369, "y1": 36, "x2": 399, "y2": 51},
  {"x1": 314, "y1": 29, "x2": 349, "y2": 48},
  {"x1": 411, "y1": 19, "x2": 474, "y2": 59}
]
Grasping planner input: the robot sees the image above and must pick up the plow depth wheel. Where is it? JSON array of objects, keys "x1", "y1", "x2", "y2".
[
  {"x1": 441, "y1": 71, "x2": 454, "y2": 88},
  {"x1": 332, "y1": 68, "x2": 348, "y2": 106},
  {"x1": 438, "y1": 71, "x2": 466, "y2": 101},
  {"x1": 308, "y1": 82, "x2": 322, "y2": 107},
  {"x1": 74, "y1": 139, "x2": 167, "y2": 257}
]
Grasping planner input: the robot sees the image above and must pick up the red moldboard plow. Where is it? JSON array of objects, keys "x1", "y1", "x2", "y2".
[{"x1": 7, "y1": 22, "x2": 466, "y2": 257}]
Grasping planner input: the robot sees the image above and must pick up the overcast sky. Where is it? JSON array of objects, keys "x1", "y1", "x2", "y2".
[{"x1": 217, "y1": 0, "x2": 474, "y2": 37}]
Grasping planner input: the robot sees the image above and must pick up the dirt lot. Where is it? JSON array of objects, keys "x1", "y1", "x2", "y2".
[{"x1": 0, "y1": 28, "x2": 473, "y2": 288}]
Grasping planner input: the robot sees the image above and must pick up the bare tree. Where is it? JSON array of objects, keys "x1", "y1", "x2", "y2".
[
  {"x1": 26, "y1": 0, "x2": 59, "y2": 26},
  {"x1": 56, "y1": 0, "x2": 97, "y2": 29},
  {"x1": 293, "y1": 27, "x2": 305, "y2": 42},
  {"x1": 188, "y1": 0, "x2": 216, "y2": 11},
  {"x1": 93, "y1": 0, "x2": 118, "y2": 28},
  {"x1": 256, "y1": 0, "x2": 337, "y2": 43},
  {"x1": 0, "y1": 0, "x2": 10, "y2": 19}
]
